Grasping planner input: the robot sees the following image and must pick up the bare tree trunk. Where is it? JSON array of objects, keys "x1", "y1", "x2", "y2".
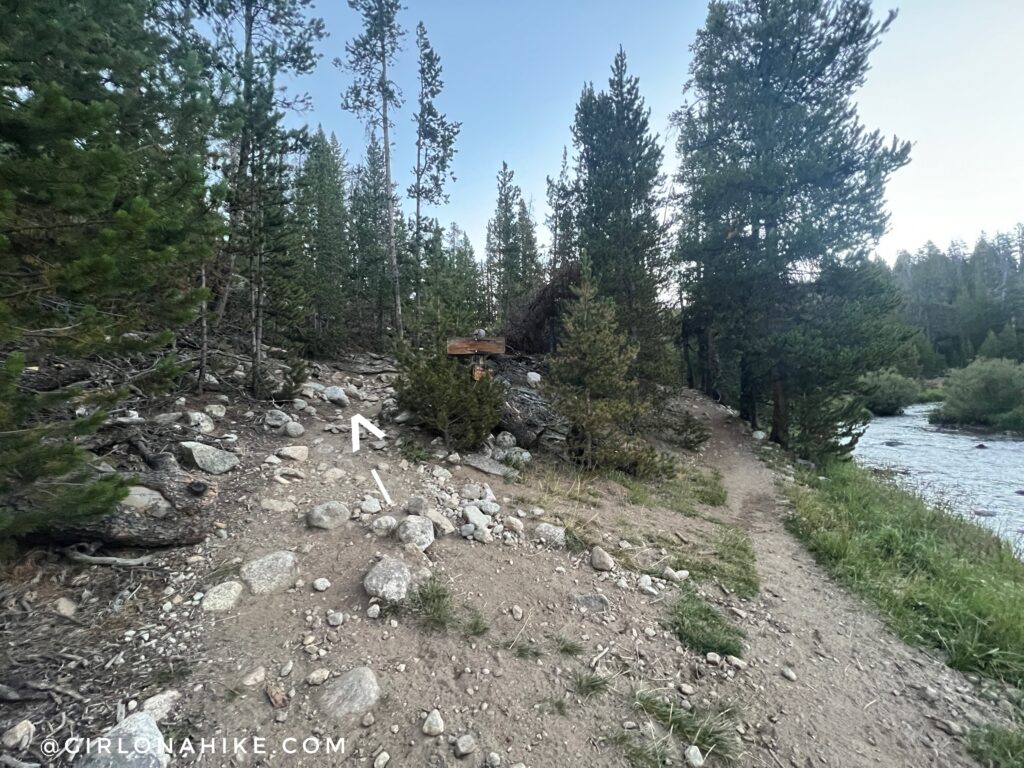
[
  {"x1": 769, "y1": 369, "x2": 788, "y2": 447},
  {"x1": 197, "y1": 264, "x2": 208, "y2": 394},
  {"x1": 380, "y1": 46, "x2": 403, "y2": 340}
]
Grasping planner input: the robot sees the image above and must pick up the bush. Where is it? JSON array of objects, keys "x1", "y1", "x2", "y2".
[
  {"x1": 859, "y1": 369, "x2": 921, "y2": 416},
  {"x1": 396, "y1": 346, "x2": 505, "y2": 452},
  {"x1": 930, "y1": 358, "x2": 1024, "y2": 433}
]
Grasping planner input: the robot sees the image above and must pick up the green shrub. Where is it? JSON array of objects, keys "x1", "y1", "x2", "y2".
[
  {"x1": 930, "y1": 358, "x2": 1024, "y2": 433},
  {"x1": 396, "y1": 346, "x2": 505, "y2": 451},
  {"x1": 859, "y1": 369, "x2": 921, "y2": 416}
]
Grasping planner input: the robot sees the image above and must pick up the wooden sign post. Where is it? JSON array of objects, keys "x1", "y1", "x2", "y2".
[{"x1": 446, "y1": 336, "x2": 506, "y2": 380}]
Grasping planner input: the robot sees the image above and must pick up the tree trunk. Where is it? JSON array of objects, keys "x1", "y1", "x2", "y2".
[
  {"x1": 739, "y1": 354, "x2": 758, "y2": 429},
  {"x1": 769, "y1": 369, "x2": 788, "y2": 447},
  {"x1": 380, "y1": 46, "x2": 403, "y2": 339},
  {"x1": 197, "y1": 264, "x2": 208, "y2": 394}
]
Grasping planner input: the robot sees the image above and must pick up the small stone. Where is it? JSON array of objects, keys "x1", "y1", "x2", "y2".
[
  {"x1": 361, "y1": 713, "x2": 376, "y2": 727},
  {"x1": 177, "y1": 441, "x2": 239, "y2": 474},
  {"x1": 307, "y1": 501, "x2": 348, "y2": 530},
  {"x1": 54, "y1": 597, "x2": 77, "y2": 617},
  {"x1": 511, "y1": 604, "x2": 524, "y2": 621},
  {"x1": 374, "y1": 752, "x2": 390, "y2": 768},
  {"x1": 422, "y1": 708, "x2": 445, "y2": 736},
  {"x1": 283, "y1": 421, "x2": 305, "y2": 438},
  {"x1": 242, "y1": 666, "x2": 266, "y2": 686},
  {"x1": 1, "y1": 720, "x2": 35, "y2": 751},
  {"x1": 260, "y1": 497, "x2": 297, "y2": 514},
  {"x1": 679, "y1": 683, "x2": 696, "y2": 696},
  {"x1": 323, "y1": 386, "x2": 350, "y2": 406},
  {"x1": 726, "y1": 655, "x2": 747, "y2": 670},
  {"x1": 685, "y1": 744, "x2": 705, "y2": 767},
  {"x1": 486, "y1": 753, "x2": 501, "y2": 768},
  {"x1": 319, "y1": 667, "x2": 380, "y2": 720},
  {"x1": 638, "y1": 574, "x2": 658, "y2": 596},
  {"x1": 313, "y1": 578, "x2": 331, "y2": 592},
  {"x1": 372, "y1": 515, "x2": 398, "y2": 536},
  {"x1": 327, "y1": 611, "x2": 345, "y2": 627},
  {"x1": 706, "y1": 652, "x2": 721, "y2": 666},
  {"x1": 201, "y1": 581, "x2": 243, "y2": 612},
  {"x1": 77, "y1": 714, "x2": 166, "y2": 768},
  {"x1": 454, "y1": 734, "x2": 477, "y2": 757},
  {"x1": 534, "y1": 523, "x2": 566, "y2": 548},
  {"x1": 240, "y1": 551, "x2": 299, "y2": 595},
  {"x1": 367, "y1": 604, "x2": 381, "y2": 619},
  {"x1": 363, "y1": 556, "x2": 411, "y2": 602},
  {"x1": 590, "y1": 546, "x2": 614, "y2": 571},
  {"x1": 573, "y1": 593, "x2": 610, "y2": 613},
  {"x1": 526, "y1": 372, "x2": 541, "y2": 387},
  {"x1": 142, "y1": 690, "x2": 181, "y2": 722},
  {"x1": 306, "y1": 668, "x2": 331, "y2": 686},
  {"x1": 397, "y1": 515, "x2": 435, "y2": 550},
  {"x1": 277, "y1": 445, "x2": 309, "y2": 462},
  {"x1": 361, "y1": 497, "x2": 383, "y2": 514},
  {"x1": 404, "y1": 496, "x2": 428, "y2": 514},
  {"x1": 265, "y1": 409, "x2": 290, "y2": 428},
  {"x1": 781, "y1": 666, "x2": 797, "y2": 682}
]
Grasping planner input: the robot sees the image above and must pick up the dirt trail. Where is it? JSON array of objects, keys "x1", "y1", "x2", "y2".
[
  {"x1": 700, "y1": 403, "x2": 986, "y2": 767},
  {"x1": 0, "y1": 377, "x2": 1008, "y2": 768}
]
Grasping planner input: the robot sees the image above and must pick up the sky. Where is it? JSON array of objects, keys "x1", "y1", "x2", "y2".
[{"x1": 288, "y1": 0, "x2": 1024, "y2": 263}]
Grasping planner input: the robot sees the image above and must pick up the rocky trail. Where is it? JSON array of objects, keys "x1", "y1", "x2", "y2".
[{"x1": 0, "y1": 360, "x2": 1014, "y2": 768}]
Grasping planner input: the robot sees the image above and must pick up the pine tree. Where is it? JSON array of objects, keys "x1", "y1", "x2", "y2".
[
  {"x1": 545, "y1": 147, "x2": 577, "y2": 273},
  {"x1": 294, "y1": 128, "x2": 350, "y2": 354},
  {"x1": 484, "y1": 162, "x2": 523, "y2": 326},
  {"x1": 339, "y1": 0, "x2": 405, "y2": 338},
  {"x1": 573, "y1": 49, "x2": 666, "y2": 372},
  {"x1": 349, "y1": 135, "x2": 395, "y2": 344},
  {"x1": 409, "y1": 22, "x2": 460, "y2": 342},
  {"x1": 547, "y1": 263, "x2": 644, "y2": 471},
  {"x1": 675, "y1": 0, "x2": 911, "y2": 448},
  {"x1": 0, "y1": 0, "x2": 216, "y2": 541}
]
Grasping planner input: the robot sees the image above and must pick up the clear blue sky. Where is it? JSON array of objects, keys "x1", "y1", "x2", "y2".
[{"x1": 288, "y1": 0, "x2": 1024, "y2": 263}]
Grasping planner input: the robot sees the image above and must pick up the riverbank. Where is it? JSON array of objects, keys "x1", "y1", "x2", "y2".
[{"x1": 782, "y1": 461, "x2": 1024, "y2": 766}]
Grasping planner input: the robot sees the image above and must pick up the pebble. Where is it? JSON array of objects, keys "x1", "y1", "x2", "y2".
[
  {"x1": 454, "y1": 734, "x2": 477, "y2": 757},
  {"x1": 706, "y1": 652, "x2": 721, "y2": 666},
  {"x1": 422, "y1": 708, "x2": 445, "y2": 736},
  {"x1": 367, "y1": 604, "x2": 381, "y2": 619},
  {"x1": 590, "y1": 546, "x2": 615, "y2": 571},
  {"x1": 306, "y1": 669, "x2": 331, "y2": 686},
  {"x1": 781, "y1": 666, "x2": 797, "y2": 682},
  {"x1": 242, "y1": 666, "x2": 266, "y2": 686},
  {"x1": 1, "y1": 720, "x2": 35, "y2": 751},
  {"x1": 313, "y1": 578, "x2": 331, "y2": 592},
  {"x1": 512, "y1": 605, "x2": 524, "y2": 621},
  {"x1": 374, "y1": 752, "x2": 390, "y2": 768},
  {"x1": 685, "y1": 744, "x2": 705, "y2": 767}
]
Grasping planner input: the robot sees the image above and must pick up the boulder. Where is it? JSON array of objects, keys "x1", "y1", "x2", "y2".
[
  {"x1": 307, "y1": 501, "x2": 348, "y2": 530},
  {"x1": 265, "y1": 409, "x2": 290, "y2": 428},
  {"x1": 363, "y1": 556, "x2": 411, "y2": 602},
  {"x1": 396, "y1": 516, "x2": 435, "y2": 551},
  {"x1": 177, "y1": 441, "x2": 238, "y2": 474},
  {"x1": 319, "y1": 667, "x2": 380, "y2": 720},
  {"x1": 283, "y1": 421, "x2": 305, "y2": 438},
  {"x1": 240, "y1": 551, "x2": 298, "y2": 595},
  {"x1": 277, "y1": 445, "x2": 308, "y2": 462}
]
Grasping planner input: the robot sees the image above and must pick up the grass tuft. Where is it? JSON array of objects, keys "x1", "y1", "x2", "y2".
[
  {"x1": 572, "y1": 670, "x2": 611, "y2": 698},
  {"x1": 608, "y1": 732, "x2": 674, "y2": 768},
  {"x1": 556, "y1": 636, "x2": 584, "y2": 656},
  {"x1": 671, "y1": 585, "x2": 745, "y2": 657},
  {"x1": 462, "y1": 607, "x2": 489, "y2": 638},
  {"x1": 634, "y1": 690, "x2": 739, "y2": 763},
  {"x1": 407, "y1": 577, "x2": 455, "y2": 631},
  {"x1": 668, "y1": 526, "x2": 760, "y2": 598},
  {"x1": 511, "y1": 640, "x2": 543, "y2": 660},
  {"x1": 968, "y1": 724, "x2": 1024, "y2": 768}
]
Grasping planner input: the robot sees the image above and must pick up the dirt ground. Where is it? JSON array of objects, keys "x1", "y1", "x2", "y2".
[{"x1": 0, "y1": 369, "x2": 1014, "y2": 768}]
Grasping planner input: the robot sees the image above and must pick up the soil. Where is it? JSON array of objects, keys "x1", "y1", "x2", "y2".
[{"x1": 0, "y1": 368, "x2": 1014, "y2": 768}]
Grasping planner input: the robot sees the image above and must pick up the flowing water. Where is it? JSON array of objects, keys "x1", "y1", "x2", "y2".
[{"x1": 854, "y1": 404, "x2": 1024, "y2": 552}]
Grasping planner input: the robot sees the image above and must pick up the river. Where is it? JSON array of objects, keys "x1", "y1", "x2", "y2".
[{"x1": 854, "y1": 403, "x2": 1024, "y2": 552}]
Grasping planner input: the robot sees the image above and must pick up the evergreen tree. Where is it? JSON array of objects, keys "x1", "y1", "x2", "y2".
[
  {"x1": 408, "y1": 22, "x2": 460, "y2": 342},
  {"x1": 675, "y1": 0, "x2": 911, "y2": 448},
  {"x1": 339, "y1": 0, "x2": 406, "y2": 338},
  {"x1": 573, "y1": 48, "x2": 666, "y2": 372},
  {"x1": 545, "y1": 147, "x2": 577, "y2": 273},
  {"x1": 294, "y1": 128, "x2": 350, "y2": 354},
  {"x1": 484, "y1": 162, "x2": 523, "y2": 326},
  {"x1": 0, "y1": 0, "x2": 216, "y2": 540},
  {"x1": 349, "y1": 134, "x2": 395, "y2": 344},
  {"x1": 420, "y1": 223, "x2": 486, "y2": 345}
]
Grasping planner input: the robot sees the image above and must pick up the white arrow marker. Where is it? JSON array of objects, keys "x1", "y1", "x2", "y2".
[
  {"x1": 351, "y1": 413, "x2": 386, "y2": 453},
  {"x1": 371, "y1": 469, "x2": 393, "y2": 506}
]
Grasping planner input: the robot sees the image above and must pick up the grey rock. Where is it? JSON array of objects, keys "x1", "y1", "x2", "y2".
[
  {"x1": 283, "y1": 421, "x2": 305, "y2": 438},
  {"x1": 460, "y1": 523, "x2": 476, "y2": 538},
  {"x1": 425, "y1": 508, "x2": 456, "y2": 536},
  {"x1": 142, "y1": 690, "x2": 181, "y2": 722},
  {"x1": 327, "y1": 611, "x2": 345, "y2": 627},
  {"x1": 201, "y1": 581, "x2": 243, "y2": 612},
  {"x1": 781, "y1": 666, "x2": 797, "y2": 682},
  {"x1": 265, "y1": 409, "x2": 290, "y2": 428},
  {"x1": 277, "y1": 445, "x2": 308, "y2": 462},
  {"x1": 526, "y1": 372, "x2": 541, "y2": 387},
  {"x1": 54, "y1": 596, "x2": 77, "y2": 617},
  {"x1": 463, "y1": 453, "x2": 518, "y2": 479},
  {"x1": 205, "y1": 403, "x2": 227, "y2": 419},
  {"x1": 185, "y1": 411, "x2": 216, "y2": 434},
  {"x1": 361, "y1": 497, "x2": 383, "y2": 514},
  {"x1": 574, "y1": 593, "x2": 610, "y2": 613},
  {"x1": 422, "y1": 708, "x2": 445, "y2": 736},
  {"x1": 307, "y1": 501, "x2": 348, "y2": 530},
  {"x1": 371, "y1": 515, "x2": 398, "y2": 536},
  {"x1": 120, "y1": 486, "x2": 173, "y2": 519},
  {"x1": 319, "y1": 667, "x2": 380, "y2": 720},
  {"x1": 638, "y1": 574, "x2": 658, "y2": 596},
  {"x1": 323, "y1": 386, "x2": 350, "y2": 407},
  {"x1": 495, "y1": 431, "x2": 517, "y2": 448},
  {"x1": 478, "y1": 500, "x2": 501, "y2": 515},
  {"x1": 397, "y1": 516, "x2": 435, "y2": 551},
  {"x1": 684, "y1": 745, "x2": 705, "y2": 767},
  {"x1": 78, "y1": 713, "x2": 168, "y2": 768},
  {"x1": 312, "y1": 578, "x2": 331, "y2": 592},
  {"x1": 454, "y1": 733, "x2": 477, "y2": 757},
  {"x1": 363, "y1": 556, "x2": 411, "y2": 602},
  {"x1": 535, "y1": 523, "x2": 566, "y2": 548},
  {"x1": 590, "y1": 546, "x2": 615, "y2": 571},
  {"x1": 306, "y1": 668, "x2": 331, "y2": 686},
  {"x1": 260, "y1": 498, "x2": 297, "y2": 514},
  {"x1": 404, "y1": 496, "x2": 428, "y2": 514},
  {"x1": 240, "y1": 551, "x2": 299, "y2": 595},
  {"x1": 177, "y1": 441, "x2": 238, "y2": 474},
  {"x1": 462, "y1": 505, "x2": 493, "y2": 529},
  {"x1": 1, "y1": 720, "x2": 35, "y2": 751}
]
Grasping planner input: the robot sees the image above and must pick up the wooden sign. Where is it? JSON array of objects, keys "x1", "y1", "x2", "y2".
[{"x1": 446, "y1": 337, "x2": 506, "y2": 356}]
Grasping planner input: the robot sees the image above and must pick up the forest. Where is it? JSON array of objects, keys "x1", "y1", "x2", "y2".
[{"x1": 2, "y1": 0, "x2": 1023, "y2": 538}]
